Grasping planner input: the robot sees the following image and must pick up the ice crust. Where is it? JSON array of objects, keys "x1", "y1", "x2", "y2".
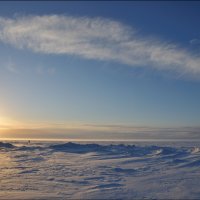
[{"x1": 0, "y1": 141, "x2": 200, "y2": 199}]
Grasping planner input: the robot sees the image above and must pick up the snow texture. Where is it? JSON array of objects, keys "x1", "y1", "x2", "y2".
[{"x1": 0, "y1": 140, "x2": 200, "y2": 199}]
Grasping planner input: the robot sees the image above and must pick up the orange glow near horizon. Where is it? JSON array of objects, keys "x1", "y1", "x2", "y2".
[
  {"x1": 0, "y1": 116, "x2": 197, "y2": 141},
  {"x1": 0, "y1": 116, "x2": 147, "y2": 141},
  {"x1": 0, "y1": 116, "x2": 22, "y2": 129}
]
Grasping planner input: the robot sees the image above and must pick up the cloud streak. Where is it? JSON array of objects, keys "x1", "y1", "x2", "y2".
[
  {"x1": 1, "y1": 125, "x2": 200, "y2": 140},
  {"x1": 5, "y1": 59, "x2": 20, "y2": 74},
  {"x1": 0, "y1": 117, "x2": 200, "y2": 140},
  {"x1": 0, "y1": 15, "x2": 200, "y2": 78}
]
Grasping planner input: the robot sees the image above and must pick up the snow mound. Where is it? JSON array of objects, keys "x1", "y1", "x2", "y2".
[
  {"x1": 49, "y1": 142, "x2": 180, "y2": 156},
  {"x1": 190, "y1": 147, "x2": 200, "y2": 154},
  {"x1": 49, "y1": 142, "x2": 103, "y2": 153},
  {"x1": 0, "y1": 142, "x2": 15, "y2": 148},
  {"x1": 1, "y1": 140, "x2": 200, "y2": 199}
]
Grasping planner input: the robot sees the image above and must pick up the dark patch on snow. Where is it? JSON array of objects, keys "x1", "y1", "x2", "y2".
[
  {"x1": 49, "y1": 142, "x2": 181, "y2": 157},
  {"x1": 19, "y1": 169, "x2": 39, "y2": 174},
  {"x1": 113, "y1": 167, "x2": 136, "y2": 174},
  {"x1": 92, "y1": 183, "x2": 123, "y2": 189},
  {"x1": 49, "y1": 142, "x2": 104, "y2": 153},
  {"x1": 17, "y1": 146, "x2": 44, "y2": 151},
  {"x1": 0, "y1": 142, "x2": 15, "y2": 149},
  {"x1": 181, "y1": 159, "x2": 200, "y2": 167}
]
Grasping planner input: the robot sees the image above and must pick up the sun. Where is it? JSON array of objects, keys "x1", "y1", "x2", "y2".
[
  {"x1": 0, "y1": 116, "x2": 20, "y2": 130},
  {"x1": 0, "y1": 117, "x2": 10, "y2": 130}
]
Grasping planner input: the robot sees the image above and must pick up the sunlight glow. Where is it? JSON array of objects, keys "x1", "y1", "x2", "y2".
[{"x1": 0, "y1": 116, "x2": 21, "y2": 129}]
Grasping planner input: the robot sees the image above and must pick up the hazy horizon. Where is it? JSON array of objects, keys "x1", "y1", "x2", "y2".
[
  {"x1": 0, "y1": 2, "x2": 200, "y2": 140},
  {"x1": 1, "y1": 2, "x2": 200, "y2": 199}
]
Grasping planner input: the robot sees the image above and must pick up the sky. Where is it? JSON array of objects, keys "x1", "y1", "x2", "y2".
[{"x1": 0, "y1": 1, "x2": 200, "y2": 140}]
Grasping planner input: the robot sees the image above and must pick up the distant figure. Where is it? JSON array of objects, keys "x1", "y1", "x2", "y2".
[{"x1": 28, "y1": 140, "x2": 30, "y2": 144}]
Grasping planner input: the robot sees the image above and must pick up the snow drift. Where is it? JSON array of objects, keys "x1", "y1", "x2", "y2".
[{"x1": 0, "y1": 140, "x2": 200, "y2": 199}]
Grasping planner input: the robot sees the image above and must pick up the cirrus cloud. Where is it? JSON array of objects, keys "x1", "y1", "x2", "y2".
[{"x1": 0, "y1": 14, "x2": 200, "y2": 78}]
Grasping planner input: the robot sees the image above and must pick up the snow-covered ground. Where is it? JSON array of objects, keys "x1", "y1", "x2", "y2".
[{"x1": 1, "y1": 140, "x2": 200, "y2": 199}]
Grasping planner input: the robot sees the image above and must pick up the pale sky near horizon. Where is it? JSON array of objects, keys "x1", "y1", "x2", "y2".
[{"x1": 0, "y1": 1, "x2": 200, "y2": 140}]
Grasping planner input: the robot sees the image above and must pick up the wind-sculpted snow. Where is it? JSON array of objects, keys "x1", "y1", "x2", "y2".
[
  {"x1": 49, "y1": 142, "x2": 181, "y2": 156},
  {"x1": 50, "y1": 142, "x2": 104, "y2": 153},
  {"x1": 1, "y1": 141, "x2": 200, "y2": 199},
  {"x1": 0, "y1": 142, "x2": 15, "y2": 149}
]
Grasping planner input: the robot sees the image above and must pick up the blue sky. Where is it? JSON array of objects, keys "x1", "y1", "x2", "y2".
[{"x1": 0, "y1": 2, "x2": 200, "y2": 140}]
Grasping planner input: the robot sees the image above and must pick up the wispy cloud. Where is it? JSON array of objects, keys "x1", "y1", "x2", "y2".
[
  {"x1": 0, "y1": 118, "x2": 200, "y2": 140},
  {"x1": 1, "y1": 123, "x2": 200, "y2": 140},
  {"x1": 190, "y1": 38, "x2": 200, "y2": 45},
  {"x1": 0, "y1": 15, "x2": 200, "y2": 78},
  {"x1": 36, "y1": 65, "x2": 56, "y2": 75},
  {"x1": 4, "y1": 59, "x2": 19, "y2": 74}
]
